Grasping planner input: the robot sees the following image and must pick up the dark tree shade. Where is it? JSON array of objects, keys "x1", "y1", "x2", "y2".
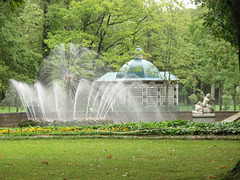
[{"x1": 2, "y1": 0, "x2": 25, "y2": 10}]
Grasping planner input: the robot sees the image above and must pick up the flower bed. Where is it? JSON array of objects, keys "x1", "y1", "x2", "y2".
[{"x1": 0, "y1": 120, "x2": 240, "y2": 136}]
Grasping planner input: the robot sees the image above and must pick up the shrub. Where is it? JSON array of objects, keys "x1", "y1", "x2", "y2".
[
  {"x1": 18, "y1": 119, "x2": 39, "y2": 128},
  {"x1": 188, "y1": 94, "x2": 198, "y2": 104},
  {"x1": 38, "y1": 119, "x2": 114, "y2": 127}
]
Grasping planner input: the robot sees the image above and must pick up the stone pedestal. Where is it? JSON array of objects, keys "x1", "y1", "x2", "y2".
[{"x1": 192, "y1": 111, "x2": 215, "y2": 123}]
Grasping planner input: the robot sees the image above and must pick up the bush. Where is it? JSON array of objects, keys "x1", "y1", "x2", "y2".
[
  {"x1": 188, "y1": 94, "x2": 198, "y2": 104},
  {"x1": 18, "y1": 119, "x2": 39, "y2": 128}
]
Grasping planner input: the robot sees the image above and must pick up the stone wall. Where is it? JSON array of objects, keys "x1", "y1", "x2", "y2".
[
  {"x1": 106, "y1": 111, "x2": 238, "y2": 123},
  {"x1": 0, "y1": 111, "x2": 238, "y2": 127},
  {"x1": 0, "y1": 113, "x2": 27, "y2": 127}
]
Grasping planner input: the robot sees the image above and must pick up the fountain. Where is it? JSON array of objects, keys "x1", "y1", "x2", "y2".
[
  {"x1": 11, "y1": 44, "x2": 120, "y2": 124},
  {"x1": 11, "y1": 44, "x2": 179, "y2": 125}
]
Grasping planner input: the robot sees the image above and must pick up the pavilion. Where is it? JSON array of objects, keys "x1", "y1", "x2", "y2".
[{"x1": 96, "y1": 46, "x2": 179, "y2": 111}]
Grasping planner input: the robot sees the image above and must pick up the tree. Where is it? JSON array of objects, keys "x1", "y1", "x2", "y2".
[
  {"x1": 192, "y1": 1, "x2": 240, "y2": 171},
  {"x1": 0, "y1": 1, "x2": 42, "y2": 102},
  {"x1": 141, "y1": 0, "x2": 197, "y2": 109},
  {"x1": 194, "y1": 0, "x2": 240, "y2": 69},
  {"x1": 183, "y1": 6, "x2": 239, "y2": 111},
  {"x1": 196, "y1": 36, "x2": 238, "y2": 110},
  {"x1": 2, "y1": 0, "x2": 25, "y2": 10},
  {"x1": 44, "y1": 0, "x2": 152, "y2": 70},
  {"x1": 18, "y1": 0, "x2": 43, "y2": 53}
]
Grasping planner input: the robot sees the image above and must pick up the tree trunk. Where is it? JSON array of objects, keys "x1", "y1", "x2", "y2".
[
  {"x1": 164, "y1": 50, "x2": 171, "y2": 111},
  {"x1": 211, "y1": 83, "x2": 215, "y2": 99},
  {"x1": 1, "y1": 88, "x2": 5, "y2": 101},
  {"x1": 42, "y1": 0, "x2": 50, "y2": 57},
  {"x1": 15, "y1": 96, "x2": 19, "y2": 113},
  {"x1": 228, "y1": 160, "x2": 240, "y2": 178},
  {"x1": 218, "y1": 80, "x2": 223, "y2": 111},
  {"x1": 147, "y1": 31, "x2": 151, "y2": 52},
  {"x1": 233, "y1": 84, "x2": 237, "y2": 111},
  {"x1": 165, "y1": 83, "x2": 169, "y2": 111}
]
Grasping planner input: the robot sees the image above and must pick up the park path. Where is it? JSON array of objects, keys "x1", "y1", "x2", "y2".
[{"x1": 222, "y1": 112, "x2": 240, "y2": 123}]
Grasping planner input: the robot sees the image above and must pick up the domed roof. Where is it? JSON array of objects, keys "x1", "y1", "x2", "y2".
[
  {"x1": 117, "y1": 46, "x2": 159, "y2": 79},
  {"x1": 119, "y1": 59, "x2": 159, "y2": 78},
  {"x1": 96, "y1": 46, "x2": 179, "y2": 82}
]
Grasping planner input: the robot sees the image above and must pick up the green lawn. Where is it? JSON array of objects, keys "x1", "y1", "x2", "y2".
[
  {"x1": 0, "y1": 138, "x2": 239, "y2": 179},
  {"x1": 0, "y1": 106, "x2": 25, "y2": 113}
]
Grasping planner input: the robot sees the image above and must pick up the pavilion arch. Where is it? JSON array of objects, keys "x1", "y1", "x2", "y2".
[
  {"x1": 160, "y1": 83, "x2": 174, "y2": 105},
  {"x1": 147, "y1": 82, "x2": 158, "y2": 105},
  {"x1": 129, "y1": 82, "x2": 143, "y2": 105}
]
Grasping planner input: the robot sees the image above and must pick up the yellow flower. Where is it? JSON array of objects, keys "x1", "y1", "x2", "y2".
[{"x1": 66, "y1": 127, "x2": 71, "y2": 131}]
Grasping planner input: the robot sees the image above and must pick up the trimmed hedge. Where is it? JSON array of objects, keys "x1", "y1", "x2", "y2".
[{"x1": 18, "y1": 119, "x2": 39, "y2": 128}]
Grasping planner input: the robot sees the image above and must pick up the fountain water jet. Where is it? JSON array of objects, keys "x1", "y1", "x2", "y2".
[
  {"x1": 11, "y1": 44, "x2": 177, "y2": 124},
  {"x1": 11, "y1": 44, "x2": 116, "y2": 123}
]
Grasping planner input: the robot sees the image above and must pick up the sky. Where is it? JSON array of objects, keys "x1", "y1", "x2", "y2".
[{"x1": 184, "y1": 0, "x2": 197, "y2": 9}]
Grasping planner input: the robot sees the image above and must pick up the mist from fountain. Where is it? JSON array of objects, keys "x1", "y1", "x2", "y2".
[
  {"x1": 11, "y1": 43, "x2": 165, "y2": 124},
  {"x1": 11, "y1": 44, "x2": 115, "y2": 122}
]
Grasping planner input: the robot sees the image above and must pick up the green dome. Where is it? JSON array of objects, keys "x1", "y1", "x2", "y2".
[
  {"x1": 118, "y1": 46, "x2": 159, "y2": 79},
  {"x1": 119, "y1": 59, "x2": 159, "y2": 78},
  {"x1": 96, "y1": 46, "x2": 179, "y2": 82}
]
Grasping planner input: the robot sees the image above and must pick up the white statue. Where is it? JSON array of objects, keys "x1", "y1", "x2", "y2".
[{"x1": 195, "y1": 92, "x2": 214, "y2": 113}]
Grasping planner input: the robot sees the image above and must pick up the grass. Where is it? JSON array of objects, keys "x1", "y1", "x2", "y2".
[
  {"x1": 0, "y1": 106, "x2": 25, "y2": 113},
  {"x1": 0, "y1": 138, "x2": 239, "y2": 179}
]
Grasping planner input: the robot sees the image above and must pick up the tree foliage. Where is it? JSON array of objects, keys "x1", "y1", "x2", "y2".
[
  {"x1": 2, "y1": 0, "x2": 25, "y2": 10},
  {"x1": 194, "y1": 0, "x2": 240, "y2": 68},
  {"x1": 0, "y1": 0, "x2": 239, "y2": 109},
  {"x1": 0, "y1": 1, "x2": 42, "y2": 100},
  {"x1": 44, "y1": 0, "x2": 154, "y2": 70}
]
